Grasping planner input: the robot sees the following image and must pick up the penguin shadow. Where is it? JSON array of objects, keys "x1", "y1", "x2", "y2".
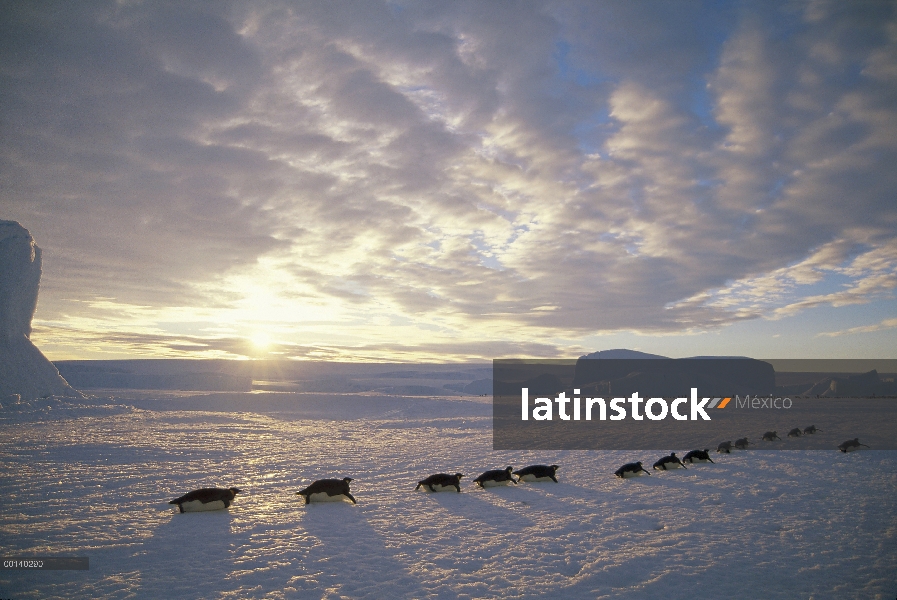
[
  {"x1": 502, "y1": 481, "x2": 601, "y2": 513},
  {"x1": 428, "y1": 486, "x2": 536, "y2": 531},
  {"x1": 135, "y1": 508, "x2": 246, "y2": 599},
  {"x1": 612, "y1": 469, "x2": 699, "y2": 491},
  {"x1": 297, "y1": 503, "x2": 427, "y2": 598}
]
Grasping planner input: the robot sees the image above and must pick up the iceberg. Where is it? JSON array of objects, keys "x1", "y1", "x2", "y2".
[{"x1": 0, "y1": 220, "x2": 80, "y2": 400}]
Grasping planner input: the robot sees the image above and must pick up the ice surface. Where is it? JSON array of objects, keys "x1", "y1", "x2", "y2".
[{"x1": 1, "y1": 390, "x2": 895, "y2": 599}]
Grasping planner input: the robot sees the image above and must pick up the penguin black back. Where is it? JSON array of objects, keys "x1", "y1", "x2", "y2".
[
  {"x1": 296, "y1": 477, "x2": 357, "y2": 504},
  {"x1": 416, "y1": 473, "x2": 464, "y2": 492},
  {"x1": 169, "y1": 487, "x2": 241, "y2": 513},
  {"x1": 683, "y1": 449, "x2": 714, "y2": 463},
  {"x1": 473, "y1": 466, "x2": 517, "y2": 487},
  {"x1": 513, "y1": 465, "x2": 559, "y2": 483}
]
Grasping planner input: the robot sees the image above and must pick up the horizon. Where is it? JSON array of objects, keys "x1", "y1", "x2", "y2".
[{"x1": 2, "y1": 2, "x2": 896, "y2": 362}]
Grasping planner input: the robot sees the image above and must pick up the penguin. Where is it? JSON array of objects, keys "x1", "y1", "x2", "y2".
[
  {"x1": 787, "y1": 428, "x2": 802, "y2": 438},
  {"x1": 734, "y1": 438, "x2": 751, "y2": 449},
  {"x1": 838, "y1": 438, "x2": 870, "y2": 453},
  {"x1": 415, "y1": 473, "x2": 463, "y2": 493},
  {"x1": 168, "y1": 487, "x2": 241, "y2": 513},
  {"x1": 652, "y1": 452, "x2": 687, "y2": 470},
  {"x1": 803, "y1": 425, "x2": 821, "y2": 434},
  {"x1": 761, "y1": 431, "x2": 781, "y2": 441},
  {"x1": 473, "y1": 466, "x2": 517, "y2": 488},
  {"x1": 513, "y1": 465, "x2": 559, "y2": 483},
  {"x1": 682, "y1": 449, "x2": 714, "y2": 464},
  {"x1": 717, "y1": 441, "x2": 733, "y2": 453},
  {"x1": 614, "y1": 461, "x2": 650, "y2": 478},
  {"x1": 296, "y1": 477, "x2": 356, "y2": 504}
]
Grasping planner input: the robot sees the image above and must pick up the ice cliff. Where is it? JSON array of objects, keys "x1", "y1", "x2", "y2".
[{"x1": 0, "y1": 220, "x2": 79, "y2": 399}]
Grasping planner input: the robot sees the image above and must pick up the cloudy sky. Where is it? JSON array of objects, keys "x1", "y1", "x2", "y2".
[{"x1": 2, "y1": 1, "x2": 896, "y2": 361}]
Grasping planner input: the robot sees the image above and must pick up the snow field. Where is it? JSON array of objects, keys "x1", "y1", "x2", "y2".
[{"x1": 1, "y1": 395, "x2": 895, "y2": 599}]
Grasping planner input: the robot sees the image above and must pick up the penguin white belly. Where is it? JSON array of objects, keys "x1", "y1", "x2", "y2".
[
  {"x1": 518, "y1": 474, "x2": 554, "y2": 482},
  {"x1": 687, "y1": 458, "x2": 710, "y2": 463},
  {"x1": 661, "y1": 462, "x2": 684, "y2": 469},
  {"x1": 179, "y1": 499, "x2": 227, "y2": 512},
  {"x1": 307, "y1": 491, "x2": 347, "y2": 503},
  {"x1": 427, "y1": 484, "x2": 458, "y2": 492},
  {"x1": 843, "y1": 445, "x2": 861, "y2": 452},
  {"x1": 620, "y1": 470, "x2": 645, "y2": 478},
  {"x1": 481, "y1": 479, "x2": 511, "y2": 487}
]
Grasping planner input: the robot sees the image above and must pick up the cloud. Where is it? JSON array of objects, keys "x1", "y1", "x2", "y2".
[
  {"x1": 2, "y1": 1, "x2": 895, "y2": 359},
  {"x1": 818, "y1": 317, "x2": 897, "y2": 337},
  {"x1": 31, "y1": 322, "x2": 581, "y2": 362}
]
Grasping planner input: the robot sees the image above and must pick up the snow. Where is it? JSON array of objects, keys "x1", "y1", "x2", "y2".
[{"x1": 1, "y1": 384, "x2": 895, "y2": 599}]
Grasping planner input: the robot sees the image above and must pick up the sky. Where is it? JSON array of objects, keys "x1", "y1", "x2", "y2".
[{"x1": 1, "y1": 0, "x2": 896, "y2": 362}]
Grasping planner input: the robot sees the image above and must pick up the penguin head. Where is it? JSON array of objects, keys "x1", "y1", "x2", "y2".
[
  {"x1": 505, "y1": 466, "x2": 513, "y2": 472},
  {"x1": 343, "y1": 477, "x2": 353, "y2": 483},
  {"x1": 454, "y1": 473, "x2": 464, "y2": 479},
  {"x1": 229, "y1": 487, "x2": 242, "y2": 497}
]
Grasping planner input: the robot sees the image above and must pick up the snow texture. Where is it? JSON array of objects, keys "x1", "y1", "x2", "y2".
[
  {"x1": 1, "y1": 380, "x2": 895, "y2": 599},
  {"x1": 0, "y1": 221, "x2": 79, "y2": 400}
]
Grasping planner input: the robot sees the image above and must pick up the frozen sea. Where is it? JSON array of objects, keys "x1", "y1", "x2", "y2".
[{"x1": 1, "y1": 384, "x2": 895, "y2": 599}]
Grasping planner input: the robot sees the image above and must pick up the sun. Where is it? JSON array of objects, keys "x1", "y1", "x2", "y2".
[{"x1": 249, "y1": 331, "x2": 272, "y2": 351}]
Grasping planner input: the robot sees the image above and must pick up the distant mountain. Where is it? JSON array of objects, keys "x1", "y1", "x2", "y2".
[
  {"x1": 579, "y1": 349, "x2": 669, "y2": 360},
  {"x1": 781, "y1": 369, "x2": 897, "y2": 397},
  {"x1": 55, "y1": 361, "x2": 252, "y2": 392},
  {"x1": 574, "y1": 350, "x2": 776, "y2": 396}
]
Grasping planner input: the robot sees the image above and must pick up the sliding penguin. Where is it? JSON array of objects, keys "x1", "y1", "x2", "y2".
[
  {"x1": 513, "y1": 465, "x2": 559, "y2": 483},
  {"x1": 614, "y1": 461, "x2": 650, "y2": 478},
  {"x1": 473, "y1": 466, "x2": 517, "y2": 488},
  {"x1": 682, "y1": 449, "x2": 714, "y2": 464},
  {"x1": 787, "y1": 428, "x2": 802, "y2": 438},
  {"x1": 416, "y1": 473, "x2": 464, "y2": 492},
  {"x1": 717, "y1": 441, "x2": 733, "y2": 453},
  {"x1": 168, "y1": 487, "x2": 241, "y2": 513},
  {"x1": 761, "y1": 431, "x2": 781, "y2": 441},
  {"x1": 734, "y1": 438, "x2": 750, "y2": 449},
  {"x1": 296, "y1": 477, "x2": 356, "y2": 504},
  {"x1": 653, "y1": 452, "x2": 687, "y2": 470},
  {"x1": 838, "y1": 438, "x2": 870, "y2": 453},
  {"x1": 803, "y1": 425, "x2": 821, "y2": 434}
]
